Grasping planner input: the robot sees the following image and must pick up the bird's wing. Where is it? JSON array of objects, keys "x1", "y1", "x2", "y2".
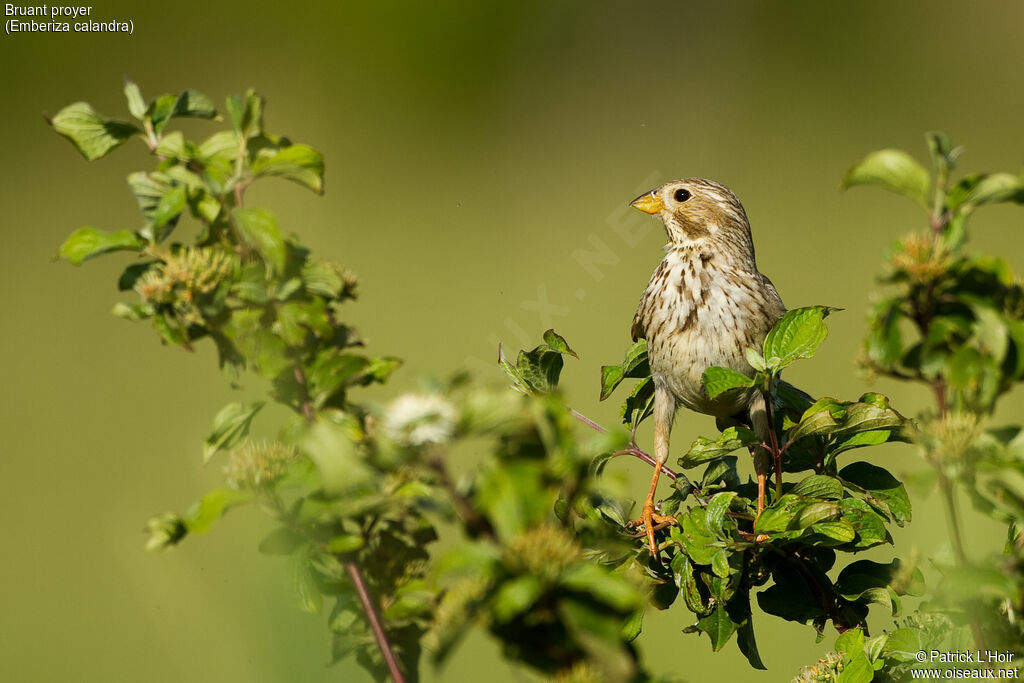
[{"x1": 630, "y1": 308, "x2": 646, "y2": 341}]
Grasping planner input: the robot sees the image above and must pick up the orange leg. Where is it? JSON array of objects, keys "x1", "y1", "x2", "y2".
[
  {"x1": 756, "y1": 471, "x2": 767, "y2": 516},
  {"x1": 626, "y1": 460, "x2": 677, "y2": 556},
  {"x1": 627, "y1": 384, "x2": 678, "y2": 558}
]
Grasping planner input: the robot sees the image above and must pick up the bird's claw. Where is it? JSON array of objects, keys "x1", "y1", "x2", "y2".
[{"x1": 626, "y1": 500, "x2": 677, "y2": 559}]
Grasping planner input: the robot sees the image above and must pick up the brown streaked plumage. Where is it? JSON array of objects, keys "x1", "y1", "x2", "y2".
[{"x1": 628, "y1": 178, "x2": 786, "y2": 556}]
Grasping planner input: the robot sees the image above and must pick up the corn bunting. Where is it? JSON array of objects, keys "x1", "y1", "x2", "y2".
[{"x1": 629, "y1": 178, "x2": 786, "y2": 555}]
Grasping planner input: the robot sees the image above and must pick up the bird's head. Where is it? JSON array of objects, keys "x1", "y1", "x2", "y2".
[{"x1": 630, "y1": 178, "x2": 754, "y2": 253}]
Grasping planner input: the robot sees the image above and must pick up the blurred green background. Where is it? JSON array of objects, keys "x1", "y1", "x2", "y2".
[{"x1": 2, "y1": 1, "x2": 1023, "y2": 680}]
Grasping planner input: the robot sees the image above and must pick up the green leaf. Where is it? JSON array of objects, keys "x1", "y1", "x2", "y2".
[
  {"x1": 152, "y1": 185, "x2": 187, "y2": 231},
  {"x1": 678, "y1": 507, "x2": 719, "y2": 565},
  {"x1": 671, "y1": 553, "x2": 707, "y2": 613},
  {"x1": 839, "y1": 461, "x2": 912, "y2": 526},
  {"x1": 811, "y1": 519, "x2": 856, "y2": 543},
  {"x1": 503, "y1": 331, "x2": 580, "y2": 396},
  {"x1": 865, "y1": 296, "x2": 904, "y2": 368},
  {"x1": 600, "y1": 340, "x2": 648, "y2": 400},
  {"x1": 762, "y1": 306, "x2": 836, "y2": 371},
  {"x1": 882, "y1": 627, "x2": 926, "y2": 662},
  {"x1": 301, "y1": 259, "x2": 348, "y2": 299},
  {"x1": 112, "y1": 301, "x2": 155, "y2": 321},
  {"x1": 490, "y1": 575, "x2": 544, "y2": 622},
  {"x1": 252, "y1": 144, "x2": 325, "y2": 194},
  {"x1": 702, "y1": 366, "x2": 754, "y2": 398},
  {"x1": 842, "y1": 148, "x2": 931, "y2": 209},
  {"x1": 558, "y1": 596, "x2": 630, "y2": 647},
  {"x1": 152, "y1": 312, "x2": 187, "y2": 347},
  {"x1": 275, "y1": 299, "x2": 332, "y2": 346},
  {"x1": 148, "y1": 89, "x2": 218, "y2": 135},
  {"x1": 837, "y1": 653, "x2": 874, "y2": 683},
  {"x1": 498, "y1": 345, "x2": 531, "y2": 395},
  {"x1": 679, "y1": 426, "x2": 758, "y2": 468},
  {"x1": 145, "y1": 512, "x2": 188, "y2": 551},
  {"x1": 123, "y1": 79, "x2": 146, "y2": 120},
  {"x1": 835, "y1": 559, "x2": 924, "y2": 604},
  {"x1": 757, "y1": 566, "x2": 828, "y2": 625},
  {"x1": 754, "y1": 494, "x2": 840, "y2": 535},
  {"x1": 791, "y1": 474, "x2": 844, "y2": 500},
  {"x1": 183, "y1": 487, "x2": 253, "y2": 534},
  {"x1": 127, "y1": 171, "x2": 171, "y2": 220},
  {"x1": 789, "y1": 395, "x2": 905, "y2": 444},
  {"x1": 171, "y1": 89, "x2": 217, "y2": 120},
  {"x1": 834, "y1": 626, "x2": 865, "y2": 657},
  {"x1": 58, "y1": 227, "x2": 141, "y2": 264},
  {"x1": 117, "y1": 262, "x2": 154, "y2": 291},
  {"x1": 702, "y1": 456, "x2": 740, "y2": 489},
  {"x1": 560, "y1": 564, "x2": 643, "y2": 611},
  {"x1": 222, "y1": 309, "x2": 291, "y2": 377},
  {"x1": 232, "y1": 207, "x2": 287, "y2": 273},
  {"x1": 435, "y1": 542, "x2": 501, "y2": 582},
  {"x1": 326, "y1": 534, "x2": 364, "y2": 553},
  {"x1": 621, "y1": 376, "x2": 656, "y2": 430},
  {"x1": 599, "y1": 365, "x2": 624, "y2": 401},
  {"x1": 948, "y1": 172, "x2": 1024, "y2": 211},
  {"x1": 744, "y1": 347, "x2": 767, "y2": 372},
  {"x1": 542, "y1": 329, "x2": 578, "y2": 358},
  {"x1": 293, "y1": 545, "x2": 323, "y2": 614},
  {"x1": 737, "y1": 614, "x2": 766, "y2": 670},
  {"x1": 147, "y1": 94, "x2": 179, "y2": 136},
  {"x1": 620, "y1": 339, "x2": 649, "y2": 376},
  {"x1": 198, "y1": 130, "x2": 238, "y2": 162},
  {"x1": 306, "y1": 350, "x2": 369, "y2": 405},
  {"x1": 926, "y1": 131, "x2": 958, "y2": 175},
  {"x1": 829, "y1": 429, "x2": 892, "y2": 457},
  {"x1": 695, "y1": 603, "x2": 739, "y2": 651},
  {"x1": 259, "y1": 526, "x2": 305, "y2": 555},
  {"x1": 226, "y1": 89, "x2": 264, "y2": 139},
  {"x1": 202, "y1": 401, "x2": 264, "y2": 464},
  {"x1": 154, "y1": 131, "x2": 187, "y2": 160},
  {"x1": 705, "y1": 492, "x2": 738, "y2": 538},
  {"x1": 711, "y1": 549, "x2": 731, "y2": 578},
  {"x1": 621, "y1": 610, "x2": 643, "y2": 643},
  {"x1": 839, "y1": 498, "x2": 891, "y2": 548},
  {"x1": 299, "y1": 420, "x2": 375, "y2": 494},
  {"x1": 49, "y1": 102, "x2": 140, "y2": 160}
]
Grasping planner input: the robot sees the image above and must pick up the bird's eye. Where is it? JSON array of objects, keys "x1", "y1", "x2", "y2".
[{"x1": 673, "y1": 188, "x2": 691, "y2": 202}]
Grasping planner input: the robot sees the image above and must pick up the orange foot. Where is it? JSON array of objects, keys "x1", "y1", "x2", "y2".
[{"x1": 626, "y1": 498, "x2": 677, "y2": 558}]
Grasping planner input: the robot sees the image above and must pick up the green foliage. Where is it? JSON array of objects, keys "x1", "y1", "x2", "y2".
[
  {"x1": 58, "y1": 86, "x2": 1020, "y2": 682},
  {"x1": 821, "y1": 133, "x2": 1024, "y2": 678},
  {"x1": 499, "y1": 328, "x2": 578, "y2": 396},
  {"x1": 842, "y1": 149, "x2": 932, "y2": 209},
  {"x1": 600, "y1": 308, "x2": 911, "y2": 668},
  {"x1": 58, "y1": 227, "x2": 143, "y2": 264},
  {"x1": 53, "y1": 83, "x2": 673, "y2": 683}
]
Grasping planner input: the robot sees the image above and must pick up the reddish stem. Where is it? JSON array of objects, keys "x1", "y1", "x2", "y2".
[{"x1": 345, "y1": 563, "x2": 405, "y2": 683}]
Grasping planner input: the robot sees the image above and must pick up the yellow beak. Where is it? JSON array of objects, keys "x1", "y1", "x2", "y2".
[{"x1": 630, "y1": 191, "x2": 664, "y2": 214}]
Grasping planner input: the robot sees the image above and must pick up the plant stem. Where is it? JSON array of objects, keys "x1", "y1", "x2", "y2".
[
  {"x1": 428, "y1": 456, "x2": 496, "y2": 539},
  {"x1": 929, "y1": 366, "x2": 991, "y2": 657},
  {"x1": 763, "y1": 389, "x2": 783, "y2": 498},
  {"x1": 568, "y1": 406, "x2": 680, "y2": 480},
  {"x1": 569, "y1": 408, "x2": 605, "y2": 433},
  {"x1": 345, "y1": 562, "x2": 405, "y2": 683},
  {"x1": 936, "y1": 470, "x2": 967, "y2": 567},
  {"x1": 291, "y1": 367, "x2": 406, "y2": 678}
]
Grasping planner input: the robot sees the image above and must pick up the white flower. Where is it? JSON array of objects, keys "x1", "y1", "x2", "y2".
[{"x1": 384, "y1": 393, "x2": 457, "y2": 447}]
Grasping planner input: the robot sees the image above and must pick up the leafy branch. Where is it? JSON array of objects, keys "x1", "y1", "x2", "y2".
[{"x1": 836, "y1": 132, "x2": 1024, "y2": 677}]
